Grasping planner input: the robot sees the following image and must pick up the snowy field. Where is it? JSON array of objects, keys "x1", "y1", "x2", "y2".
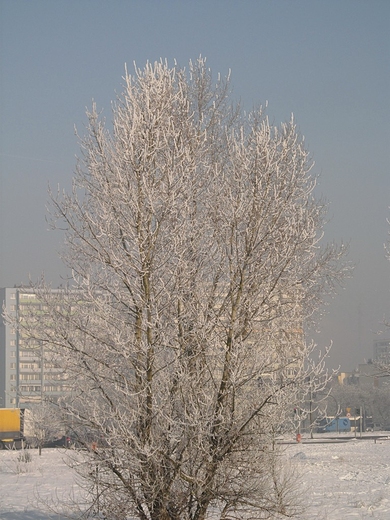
[
  {"x1": 289, "y1": 434, "x2": 390, "y2": 519},
  {"x1": 1, "y1": 435, "x2": 390, "y2": 519}
]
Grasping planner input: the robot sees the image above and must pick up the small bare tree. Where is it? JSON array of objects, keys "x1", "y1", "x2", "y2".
[
  {"x1": 24, "y1": 401, "x2": 65, "y2": 455},
  {"x1": 18, "y1": 59, "x2": 346, "y2": 519}
]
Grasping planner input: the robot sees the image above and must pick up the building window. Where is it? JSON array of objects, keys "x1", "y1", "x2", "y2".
[
  {"x1": 10, "y1": 363, "x2": 16, "y2": 369},
  {"x1": 10, "y1": 340, "x2": 16, "y2": 346},
  {"x1": 10, "y1": 293, "x2": 16, "y2": 300},
  {"x1": 44, "y1": 385, "x2": 63, "y2": 392},
  {"x1": 19, "y1": 350, "x2": 39, "y2": 358},
  {"x1": 21, "y1": 363, "x2": 40, "y2": 369},
  {"x1": 20, "y1": 385, "x2": 41, "y2": 393},
  {"x1": 20, "y1": 293, "x2": 36, "y2": 300},
  {"x1": 20, "y1": 374, "x2": 41, "y2": 381}
]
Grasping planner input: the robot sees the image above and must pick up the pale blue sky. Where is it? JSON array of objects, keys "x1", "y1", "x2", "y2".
[{"x1": 0, "y1": 0, "x2": 389, "y2": 371}]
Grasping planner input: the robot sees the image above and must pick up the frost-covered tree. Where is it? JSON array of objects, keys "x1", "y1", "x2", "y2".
[
  {"x1": 24, "y1": 401, "x2": 65, "y2": 455},
  {"x1": 330, "y1": 380, "x2": 390, "y2": 430},
  {"x1": 19, "y1": 59, "x2": 346, "y2": 519}
]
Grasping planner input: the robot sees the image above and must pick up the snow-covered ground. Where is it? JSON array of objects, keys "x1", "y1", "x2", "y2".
[
  {"x1": 289, "y1": 434, "x2": 390, "y2": 519},
  {"x1": 0, "y1": 448, "x2": 88, "y2": 519},
  {"x1": 1, "y1": 434, "x2": 390, "y2": 519}
]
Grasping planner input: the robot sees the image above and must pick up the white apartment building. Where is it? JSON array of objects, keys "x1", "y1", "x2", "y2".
[{"x1": 0, "y1": 287, "x2": 68, "y2": 408}]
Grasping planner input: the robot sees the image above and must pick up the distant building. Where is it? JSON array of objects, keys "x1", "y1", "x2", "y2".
[
  {"x1": 374, "y1": 339, "x2": 390, "y2": 365},
  {"x1": 337, "y1": 363, "x2": 390, "y2": 389},
  {"x1": 337, "y1": 372, "x2": 355, "y2": 385},
  {"x1": 0, "y1": 287, "x2": 68, "y2": 408}
]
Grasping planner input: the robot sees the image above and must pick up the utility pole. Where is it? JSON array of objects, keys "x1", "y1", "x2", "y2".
[{"x1": 309, "y1": 386, "x2": 313, "y2": 439}]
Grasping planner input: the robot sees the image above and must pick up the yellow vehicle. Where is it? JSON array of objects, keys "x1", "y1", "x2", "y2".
[{"x1": 0, "y1": 408, "x2": 27, "y2": 449}]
